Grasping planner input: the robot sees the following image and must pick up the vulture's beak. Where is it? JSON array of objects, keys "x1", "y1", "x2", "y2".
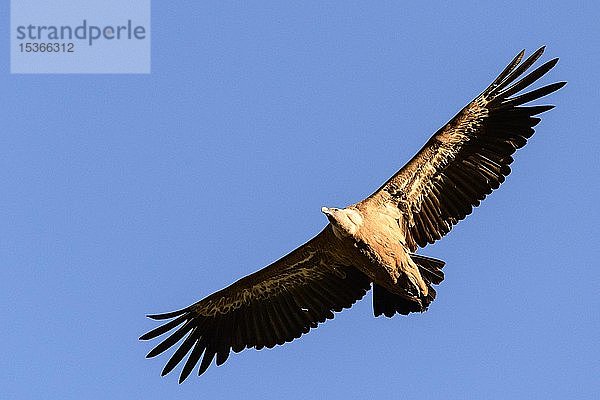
[{"x1": 321, "y1": 207, "x2": 330, "y2": 215}]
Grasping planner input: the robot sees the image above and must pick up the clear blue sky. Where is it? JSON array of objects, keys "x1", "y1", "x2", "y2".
[{"x1": 2, "y1": 2, "x2": 599, "y2": 399}]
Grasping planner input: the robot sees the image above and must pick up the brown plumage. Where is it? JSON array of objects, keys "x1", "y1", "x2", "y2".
[{"x1": 141, "y1": 47, "x2": 565, "y2": 382}]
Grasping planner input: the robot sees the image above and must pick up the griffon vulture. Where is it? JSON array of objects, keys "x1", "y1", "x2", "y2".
[{"x1": 141, "y1": 47, "x2": 565, "y2": 382}]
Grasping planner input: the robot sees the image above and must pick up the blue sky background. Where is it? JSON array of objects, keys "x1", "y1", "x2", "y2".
[{"x1": 2, "y1": 2, "x2": 599, "y2": 399}]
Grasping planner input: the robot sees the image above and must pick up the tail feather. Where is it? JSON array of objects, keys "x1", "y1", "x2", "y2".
[
  {"x1": 373, "y1": 284, "x2": 421, "y2": 317},
  {"x1": 410, "y1": 253, "x2": 445, "y2": 284},
  {"x1": 373, "y1": 254, "x2": 445, "y2": 318}
]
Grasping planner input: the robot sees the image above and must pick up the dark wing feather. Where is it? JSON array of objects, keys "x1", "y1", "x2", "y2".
[
  {"x1": 140, "y1": 226, "x2": 371, "y2": 382},
  {"x1": 365, "y1": 47, "x2": 565, "y2": 251}
]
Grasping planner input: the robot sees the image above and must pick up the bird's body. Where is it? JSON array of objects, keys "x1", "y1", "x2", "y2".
[
  {"x1": 141, "y1": 47, "x2": 565, "y2": 382},
  {"x1": 324, "y1": 204, "x2": 428, "y2": 300}
]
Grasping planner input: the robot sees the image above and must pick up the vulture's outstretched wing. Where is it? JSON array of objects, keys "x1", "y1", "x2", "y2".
[
  {"x1": 365, "y1": 47, "x2": 565, "y2": 251},
  {"x1": 140, "y1": 226, "x2": 371, "y2": 382}
]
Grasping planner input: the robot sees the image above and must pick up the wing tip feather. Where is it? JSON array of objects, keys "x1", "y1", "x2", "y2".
[{"x1": 146, "y1": 307, "x2": 189, "y2": 321}]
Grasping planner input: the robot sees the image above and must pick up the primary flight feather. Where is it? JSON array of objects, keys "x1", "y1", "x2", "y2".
[{"x1": 141, "y1": 47, "x2": 565, "y2": 382}]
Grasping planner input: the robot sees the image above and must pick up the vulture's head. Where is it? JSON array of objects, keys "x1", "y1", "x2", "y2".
[{"x1": 321, "y1": 206, "x2": 363, "y2": 237}]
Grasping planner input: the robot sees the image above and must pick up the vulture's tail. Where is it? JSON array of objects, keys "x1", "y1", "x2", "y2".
[{"x1": 372, "y1": 254, "x2": 445, "y2": 318}]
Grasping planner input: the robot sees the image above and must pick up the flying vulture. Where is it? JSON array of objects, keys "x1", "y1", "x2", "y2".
[{"x1": 141, "y1": 47, "x2": 565, "y2": 382}]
